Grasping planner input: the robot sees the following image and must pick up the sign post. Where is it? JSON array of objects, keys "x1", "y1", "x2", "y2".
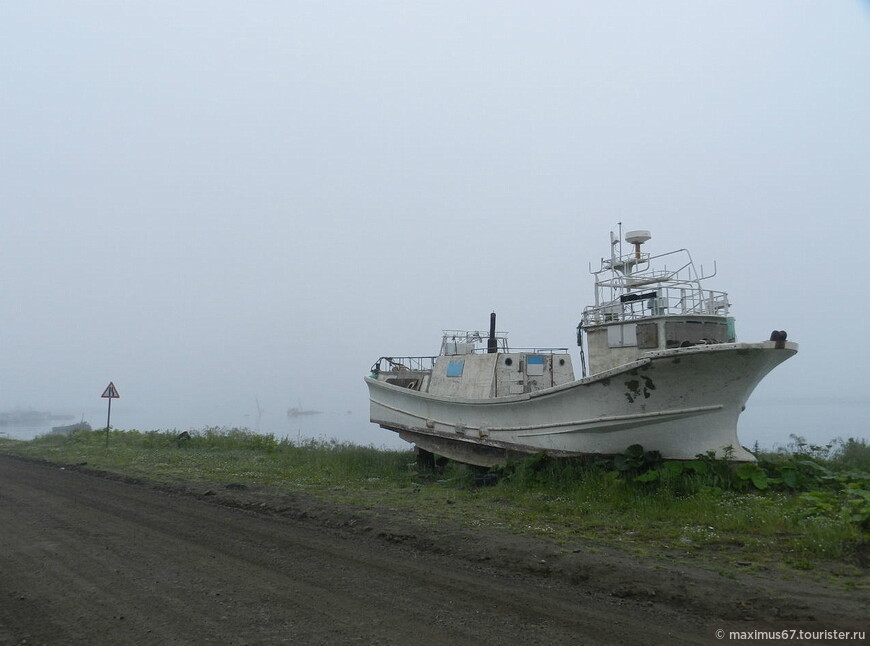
[{"x1": 101, "y1": 382, "x2": 120, "y2": 448}]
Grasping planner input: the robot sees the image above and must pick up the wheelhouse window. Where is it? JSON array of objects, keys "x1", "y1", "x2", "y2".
[
  {"x1": 636, "y1": 322, "x2": 659, "y2": 349},
  {"x1": 607, "y1": 323, "x2": 637, "y2": 348},
  {"x1": 446, "y1": 360, "x2": 465, "y2": 377},
  {"x1": 665, "y1": 321, "x2": 728, "y2": 348},
  {"x1": 527, "y1": 355, "x2": 545, "y2": 376}
]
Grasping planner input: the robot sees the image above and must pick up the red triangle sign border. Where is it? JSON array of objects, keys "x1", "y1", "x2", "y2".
[{"x1": 101, "y1": 382, "x2": 120, "y2": 399}]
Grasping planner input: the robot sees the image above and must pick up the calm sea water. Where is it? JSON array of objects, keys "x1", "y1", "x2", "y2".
[
  {"x1": 739, "y1": 397, "x2": 869, "y2": 452},
  {"x1": 2, "y1": 399, "x2": 866, "y2": 454}
]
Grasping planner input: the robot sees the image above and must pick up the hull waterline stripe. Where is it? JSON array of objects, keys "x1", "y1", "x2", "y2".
[
  {"x1": 369, "y1": 397, "x2": 724, "y2": 435},
  {"x1": 513, "y1": 405, "x2": 723, "y2": 436}
]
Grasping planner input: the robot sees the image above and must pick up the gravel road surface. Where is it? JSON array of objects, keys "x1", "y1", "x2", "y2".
[{"x1": 0, "y1": 454, "x2": 865, "y2": 645}]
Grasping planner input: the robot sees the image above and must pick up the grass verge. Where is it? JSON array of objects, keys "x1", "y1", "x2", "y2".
[{"x1": 1, "y1": 427, "x2": 867, "y2": 585}]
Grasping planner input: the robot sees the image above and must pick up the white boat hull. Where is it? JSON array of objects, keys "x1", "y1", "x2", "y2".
[{"x1": 366, "y1": 341, "x2": 797, "y2": 466}]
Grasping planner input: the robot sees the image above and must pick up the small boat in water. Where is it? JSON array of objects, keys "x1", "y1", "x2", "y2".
[
  {"x1": 50, "y1": 421, "x2": 92, "y2": 435},
  {"x1": 287, "y1": 406, "x2": 322, "y2": 418},
  {"x1": 365, "y1": 227, "x2": 797, "y2": 466}
]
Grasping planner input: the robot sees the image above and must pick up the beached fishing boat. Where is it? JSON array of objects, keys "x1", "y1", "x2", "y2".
[{"x1": 365, "y1": 228, "x2": 797, "y2": 466}]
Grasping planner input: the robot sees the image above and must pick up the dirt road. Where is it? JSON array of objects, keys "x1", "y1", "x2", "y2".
[{"x1": 0, "y1": 454, "x2": 865, "y2": 645}]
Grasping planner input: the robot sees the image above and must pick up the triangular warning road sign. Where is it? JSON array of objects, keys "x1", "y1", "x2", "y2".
[{"x1": 101, "y1": 382, "x2": 120, "y2": 398}]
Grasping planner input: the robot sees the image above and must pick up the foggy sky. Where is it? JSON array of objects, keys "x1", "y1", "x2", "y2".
[{"x1": 2, "y1": 2, "x2": 868, "y2": 448}]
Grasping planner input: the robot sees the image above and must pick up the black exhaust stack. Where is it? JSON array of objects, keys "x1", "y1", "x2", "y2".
[{"x1": 487, "y1": 312, "x2": 498, "y2": 354}]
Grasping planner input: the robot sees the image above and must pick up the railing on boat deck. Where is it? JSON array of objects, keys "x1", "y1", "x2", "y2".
[
  {"x1": 370, "y1": 356, "x2": 438, "y2": 375},
  {"x1": 582, "y1": 284, "x2": 730, "y2": 325},
  {"x1": 440, "y1": 329, "x2": 509, "y2": 355},
  {"x1": 583, "y1": 246, "x2": 730, "y2": 325},
  {"x1": 369, "y1": 345, "x2": 572, "y2": 376}
]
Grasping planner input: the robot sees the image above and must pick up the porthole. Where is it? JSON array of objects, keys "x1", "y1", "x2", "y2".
[
  {"x1": 559, "y1": 358, "x2": 565, "y2": 366},
  {"x1": 505, "y1": 357, "x2": 513, "y2": 366}
]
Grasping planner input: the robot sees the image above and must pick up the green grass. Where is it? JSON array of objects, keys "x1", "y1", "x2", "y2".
[
  {"x1": 1, "y1": 428, "x2": 867, "y2": 582},
  {"x1": 0, "y1": 427, "x2": 416, "y2": 489}
]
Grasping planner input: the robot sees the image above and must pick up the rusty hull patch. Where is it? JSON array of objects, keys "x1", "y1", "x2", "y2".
[{"x1": 624, "y1": 375, "x2": 656, "y2": 403}]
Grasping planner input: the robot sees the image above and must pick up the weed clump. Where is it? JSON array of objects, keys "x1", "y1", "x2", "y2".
[{"x1": 482, "y1": 442, "x2": 869, "y2": 563}]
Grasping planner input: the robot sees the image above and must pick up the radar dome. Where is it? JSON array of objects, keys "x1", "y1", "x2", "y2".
[{"x1": 625, "y1": 230, "x2": 651, "y2": 245}]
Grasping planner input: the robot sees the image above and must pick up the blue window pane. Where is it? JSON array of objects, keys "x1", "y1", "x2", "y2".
[{"x1": 446, "y1": 360, "x2": 465, "y2": 377}]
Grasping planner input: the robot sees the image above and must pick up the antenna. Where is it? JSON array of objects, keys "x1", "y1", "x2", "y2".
[{"x1": 617, "y1": 222, "x2": 623, "y2": 260}]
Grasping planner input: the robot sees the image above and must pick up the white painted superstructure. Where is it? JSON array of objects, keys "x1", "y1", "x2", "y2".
[{"x1": 365, "y1": 228, "x2": 797, "y2": 466}]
